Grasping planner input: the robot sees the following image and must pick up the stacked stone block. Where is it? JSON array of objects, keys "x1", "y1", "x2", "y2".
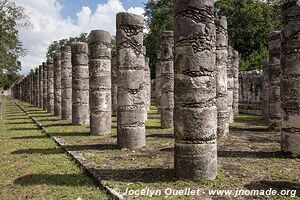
[
  {"x1": 268, "y1": 30, "x2": 282, "y2": 131},
  {"x1": 71, "y1": 42, "x2": 90, "y2": 125},
  {"x1": 281, "y1": 0, "x2": 300, "y2": 156},
  {"x1": 54, "y1": 53, "x2": 62, "y2": 116},
  {"x1": 160, "y1": 31, "x2": 174, "y2": 129},
  {"x1": 61, "y1": 46, "x2": 72, "y2": 120},
  {"x1": 47, "y1": 58, "x2": 54, "y2": 113},
  {"x1": 173, "y1": 0, "x2": 217, "y2": 180},
  {"x1": 88, "y1": 30, "x2": 112, "y2": 135},
  {"x1": 116, "y1": 12, "x2": 146, "y2": 149},
  {"x1": 215, "y1": 16, "x2": 229, "y2": 138}
]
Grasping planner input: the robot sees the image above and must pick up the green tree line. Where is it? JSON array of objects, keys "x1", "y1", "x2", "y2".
[
  {"x1": 0, "y1": 0, "x2": 30, "y2": 89},
  {"x1": 144, "y1": 0, "x2": 282, "y2": 78}
]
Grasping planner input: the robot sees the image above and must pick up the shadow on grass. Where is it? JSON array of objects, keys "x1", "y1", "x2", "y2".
[
  {"x1": 94, "y1": 167, "x2": 175, "y2": 183},
  {"x1": 5, "y1": 121, "x2": 34, "y2": 125},
  {"x1": 51, "y1": 131, "x2": 90, "y2": 137},
  {"x1": 11, "y1": 148, "x2": 63, "y2": 155},
  {"x1": 147, "y1": 133, "x2": 173, "y2": 139},
  {"x1": 11, "y1": 143, "x2": 117, "y2": 154},
  {"x1": 230, "y1": 126, "x2": 269, "y2": 132},
  {"x1": 145, "y1": 126, "x2": 162, "y2": 130},
  {"x1": 11, "y1": 135, "x2": 47, "y2": 140},
  {"x1": 218, "y1": 150, "x2": 293, "y2": 159},
  {"x1": 8, "y1": 127, "x2": 39, "y2": 131},
  {"x1": 14, "y1": 173, "x2": 94, "y2": 186},
  {"x1": 44, "y1": 123, "x2": 74, "y2": 128},
  {"x1": 64, "y1": 143, "x2": 118, "y2": 151},
  {"x1": 6, "y1": 117, "x2": 29, "y2": 120},
  {"x1": 244, "y1": 180, "x2": 300, "y2": 197}
]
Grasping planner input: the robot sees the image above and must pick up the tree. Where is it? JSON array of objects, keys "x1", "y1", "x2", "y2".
[
  {"x1": 215, "y1": 0, "x2": 282, "y2": 70},
  {"x1": 0, "y1": 0, "x2": 30, "y2": 89},
  {"x1": 144, "y1": 0, "x2": 282, "y2": 74},
  {"x1": 46, "y1": 33, "x2": 88, "y2": 59},
  {"x1": 144, "y1": 0, "x2": 173, "y2": 78}
]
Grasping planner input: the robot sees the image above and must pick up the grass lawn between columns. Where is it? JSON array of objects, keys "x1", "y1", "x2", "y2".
[
  {"x1": 0, "y1": 99, "x2": 110, "y2": 200},
  {"x1": 14, "y1": 99, "x2": 300, "y2": 200}
]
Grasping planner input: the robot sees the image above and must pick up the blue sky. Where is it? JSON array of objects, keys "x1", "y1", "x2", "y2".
[
  {"x1": 16, "y1": 0, "x2": 146, "y2": 74},
  {"x1": 58, "y1": 0, "x2": 147, "y2": 20}
]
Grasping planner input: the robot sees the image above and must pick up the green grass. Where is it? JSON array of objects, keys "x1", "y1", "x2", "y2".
[{"x1": 0, "y1": 99, "x2": 109, "y2": 200}]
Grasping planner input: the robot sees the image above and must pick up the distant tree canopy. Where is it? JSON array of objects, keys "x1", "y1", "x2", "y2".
[
  {"x1": 0, "y1": 0, "x2": 30, "y2": 89},
  {"x1": 46, "y1": 34, "x2": 116, "y2": 59},
  {"x1": 144, "y1": 0, "x2": 282, "y2": 77},
  {"x1": 46, "y1": 33, "x2": 88, "y2": 59}
]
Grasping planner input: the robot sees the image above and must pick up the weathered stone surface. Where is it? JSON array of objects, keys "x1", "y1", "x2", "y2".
[
  {"x1": 0, "y1": 87, "x2": 3, "y2": 119},
  {"x1": 174, "y1": 0, "x2": 217, "y2": 180},
  {"x1": 71, "y1": 42, "x2": 90, "y2": 125},
  {"x1": 215, "y1": 16, "x2": 229, "y2": 138},
  {"x1": 281, "y1": 0, "x2": 300, "y2": 156},
  {"x1": 42, "y1": 62, "x2": 48, "y2": 110},
  {"x1": 233, "y1": 50, "x2": 239, "y2": 115},
  {"x1": 39, "y1": 64, "x2": 43, "y2": 108},
  {"x1": 160, "y1": 31, "x2": 174, "y2": 129},
  {"x1": 239, "y1": 70, "x2": 263, "y2": 115},
  {"x1": 268, "y1": 30, "x2": 282, "y2": 132},
  {"x1": 145, "y1": 56, "x2": 151, "y2": 113},
  {"x1": 155, "y1": 51, "x2": 161, "y2": 111},
  {"x1": 227, "y1": 46, "x2": 234, "y2": 123},
  {"x1": 47, "y1": 58, "x2": 54, "y2": 113},
  {"x1": 262, "y1": 59, "x2": 270, "y2": 122},
  {"x1": 111, "y1": 50, "x2": 118, "y2": 117},
  {"x1": 54, "y1": 53, "x2": 62, "y2": 116},
  {"x1": 35, "y1": 68, "x2": 39, "y2": 107},
  {"x1": 61, "y1": 46, "x2": 72, "y2": 120},
  {"x1": 88, "y1": 30, "x2": 112, "y2": 135},
  {"x1": 116, "y1": 12, "x2": 146, "y2": 149}
]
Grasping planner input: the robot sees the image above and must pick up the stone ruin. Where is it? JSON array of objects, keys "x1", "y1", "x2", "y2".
[
  {"x1": 88, "y1": 30, "x2": 112, "y2": 135},
  {"x1": 281, "y1": 0, "x2": 300, "y2": 156},
  {"x1": 239, "y1": 70, "x2": 263, "y2": 116},
  {"x1": 71, "y1": 42, "x2": 90, "y2": 125},
  {"x1": 116, "y1": 12, "x2": 146, "y2": 149},
  {"x1": 9, "y1": 0, "x2": 300, "y2": 183},
  {"x1": 173, "y1": 0, "x2": 217, "y2": 180}
]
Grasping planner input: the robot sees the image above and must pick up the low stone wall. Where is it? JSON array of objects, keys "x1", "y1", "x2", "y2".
[{"x1": 238, "y1": 70, "x2": 262, "y2": 116}]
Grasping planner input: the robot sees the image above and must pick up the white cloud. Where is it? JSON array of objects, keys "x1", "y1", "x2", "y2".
[{"x1": 15, "y1": 0, "x2": 145, "y2": 75}]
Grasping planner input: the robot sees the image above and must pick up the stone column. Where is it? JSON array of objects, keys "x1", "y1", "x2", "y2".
[
  {"x1": 28, "y1": 72, "x2": 32, "y2": 104},
  {"x1": 215, "y1": 16, "x2": 229, "y2": 138},
  {"x1": 233, "y1": 50, "x2": 239, "y2": 115},
  {"x1": 268, "y1": 30, "x2": 282, "y2": 131},
  {"x1": 35, "y1": 68, "x2": 39, "y2": 107},
  {"x1": 47, "y1": 58, "x2": 54, "y2": 113},
  {"x1": 71, "y1": 42, "x2": 90, "y2": 125},
  {"x1": 227, "y1": 46, "x2": 234, "y2": 123},
  {"x1": 42, "y1": 62, "x2": 48, "y2": 110},
  {"x1": 39, "y1": 65, "x2": 43, "y2": 108},
  {"x1": 145, "y1": 57, "x2": 151, "y2": 112},
  {"x1": 174, "y1": 0, "x2": 217, "y2": 180},
  {"x1": 54, "y1": 53, "x2": 62, "y2": 116},
  {"x1": 30, "y1": 70, "x2": 34, "y2": 105},
  {"x1": 88, "y1": 30, "x2": 112, "y2": 135},
  {"x1": 0, "y1": 88, "x2": 3, "y2": 119},
  {"x1": 61, "y1": 46, "x2": 72, "y2": 120},
  {"x1": 116, "y1": 12, "x2": 146, "y2": 149},
  {"x1": 262, "y1": 59, "x2": 270, "y2": 122},
  {"x1": 160, "y1": 31, "x2": 174, "y2": 129},
  {"x1": 155, "y1": 51, "x2": 161, "y2": 111},
  {"x1": 111, "y1": 50, "x2": 118, "y2": 117},
  {"x1": 281, "y1": 0, "x2": 300, "y2": 156}
]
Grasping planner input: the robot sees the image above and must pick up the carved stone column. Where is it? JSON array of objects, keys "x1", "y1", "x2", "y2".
[
  {"x1": 174, "y1": 0, "x2": 217, "y2": 180},
  {"x1": 88, "y1": 30, "x2": 112, "y2": 135},
  {"x1": 116, "y1": 12, "x2": 146, "y2": 149}
]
